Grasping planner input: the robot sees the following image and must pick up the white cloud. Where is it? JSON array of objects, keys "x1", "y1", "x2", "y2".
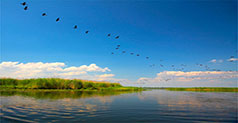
[
  {"x1": 96, "y1": 74, "x2": 116, "y2": 81},
  {"x1": 227, "y1": 58, "x2": 238, "y2": 62},
  {"x1": 63, "y1": 64, "x2": 110, "y2": 72},
  {"x1": 137, "y1": 71, "x2": 238, "y2": 87},
  {"x1": 97, "y1": 74, "x2": 115, "y2": 78},
  {"x1": 0, "y1": 61, "x2": 111, "y2": 79},
  {"x1": 209, "y1": 59, "x2": 223, "y2": 63}
]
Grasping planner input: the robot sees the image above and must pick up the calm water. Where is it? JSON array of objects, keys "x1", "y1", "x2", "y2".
[{"x1": 0, "y1": 90, "x2": 237, "y2": 122}]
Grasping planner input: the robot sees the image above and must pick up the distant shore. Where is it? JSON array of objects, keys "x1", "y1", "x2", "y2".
[
  {"x1": 143, "y1": 87, "x2": 238, "y2": 92},
  {"x1": 0, "y1": 78, "x2": 143, "y2": 91},
  {"x1": 164, "y1": 87, "x2": 238, "y2": 92}
]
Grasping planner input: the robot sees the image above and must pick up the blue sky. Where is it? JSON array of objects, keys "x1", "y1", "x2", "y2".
[{"x1": 1, "y1": 0, "x2": 237, "y2": 86}]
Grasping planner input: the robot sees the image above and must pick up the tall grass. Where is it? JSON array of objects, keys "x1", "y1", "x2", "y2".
[{"x1": 0, "y1": 78, "x2": 123, "y2": 90}]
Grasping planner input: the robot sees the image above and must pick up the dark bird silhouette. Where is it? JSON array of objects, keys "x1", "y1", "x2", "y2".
[
  {"x1": 160, "y1": 64, "x2": 164, "y2": 67},
  {"x1": 85, "y1": 31, "x2": 89, "y2": 34},
  {"x1": 21, "y1": 2, "x2": 26, "y2": 6},
  {"x1": 136, "y1": 54, "x2": 140, "y2": 56},
  {"x1": 146, "y1": 57, "x2": 149, "y2": 59},
  {"x1": 115, "y1": 36, "x2": 119, "y2": 39},
  {"x1": 108, "y1": 34, "x2": 111, "y2": 37},
  {"x1": 24, "y1": 6, "x2": 28, "y2": 10},
  {"x1": 116, "y1": 48, "x2": 119, "y2": 50},
  {"x1": 130, "y1": 53, "x2": 134, "y2": 55},
  {"x1": 117, "y1": 45, "x2": 120, "y2": 47},
  {"x1": 181, "y1": 64, "x2": 186, "y2": 67},
  {"x1": 150, "y1": 64, "x2": 155, "y2": 67},
  {"x1": 171, "y1": 65, "x2": 174, "y2": 67},
  {"x1": 111, "y1": 52, "x2": 114, "y2": 55},
  {"x1": 230, "y1": 56, "x2": 234, "y2": 58},
  {"x1": 74, "y1": 25, "x2": 77, "y2": 29},
  {"x1": 56, "y1": 18, "x2": 60, "y2": 22},
  {"x1": 122, "y1": 51, "x2": 126, "y2": 53},
  {"x1": 42, "y1": 13, "x2": 46, "y2": 16}
]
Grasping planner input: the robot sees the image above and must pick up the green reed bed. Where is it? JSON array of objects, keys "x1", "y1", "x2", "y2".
[
  {"x1": 165, "y1": 87, "x2": 238, "y2": 92},
  {"x1": 0, "y1": 78, "x2": 142, "y2": 91}
]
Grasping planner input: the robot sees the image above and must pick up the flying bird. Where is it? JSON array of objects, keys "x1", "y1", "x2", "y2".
[
  {"x1": 230, "y1": 56, "x2": 234, "y2": 58},
  {"x1": 181, "y1": 64, "x2": 186, "y2": 67},
  {"x1": 111, "y1": 52, "x2": 114, "y2": 55},
  {"x1": 116, "y1": 48, "x2": 119, "y2": 50},
  {"x1": 24, "y1": 6, "x2": 28, "y2": 10},
  {"x1": 136, "y1": 54, "x2": 140, "y2": 56},
  {"x1": 146, "y1": 57, "x2": 149, "y2": 59},
  {"x1": 115, "y1": 36, "x2": 119, "y2": 39},
  {"x1": 122, "y1": 51, "x2": 126, "y2": 53},
  {"x1": 74, "y1": 25, "x2": 77, "y2": 29},
  {"x1": 108, "y1": 34, "x2": 111, "y2": 37},
  {"x1": 150, "y1": 64, "x2": 155, "y2": 67},
  {"x1": 130, "y1": 53, "x2": 134, "y2": 55},
  {"x1": 21, "y1": 2, "x2": 26, "y2": 6},
  {"x1": 56, "y1": 18, "x2": 60, "y2": 22},
  {"x1": 42, "y1": 13, "x2": 46, "y2": 16},
  {"x1": 85, "y1": 31, "x2": 89, "y2": 34}
]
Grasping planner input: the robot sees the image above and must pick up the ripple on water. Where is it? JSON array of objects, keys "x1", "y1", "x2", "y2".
[{"x1": 0, "y1": 90, "x2": 237, "y2": 122}]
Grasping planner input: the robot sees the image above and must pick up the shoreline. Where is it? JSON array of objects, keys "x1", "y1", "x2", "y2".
[
  {"x1": 163, "y1": 87, "x2": 238, "y2": 92},
  {"x1": 0, "y1": 78, "x2": 143, "y2": 91}
]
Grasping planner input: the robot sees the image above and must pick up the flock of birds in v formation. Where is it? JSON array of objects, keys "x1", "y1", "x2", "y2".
[{"x1": 20, "y1": 2, "x2": 236, "y2": 82}]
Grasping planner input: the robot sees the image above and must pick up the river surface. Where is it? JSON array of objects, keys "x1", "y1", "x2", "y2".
[{"x1": 0, "y1": 90, "x2": 237, "y2": 122}]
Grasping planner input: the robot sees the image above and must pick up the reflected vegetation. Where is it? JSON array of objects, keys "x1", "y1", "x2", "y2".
[
  {"x1": 0, "y1": 90, "x2": 237, "y2": 122},
  {"x1": 0, "y1": 90, "x2": 140, "y2": 100}
]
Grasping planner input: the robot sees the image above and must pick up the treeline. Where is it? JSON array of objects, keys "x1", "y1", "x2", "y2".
[{"x1": 0, "y1": 78, "x2": 123, "y2": 90}]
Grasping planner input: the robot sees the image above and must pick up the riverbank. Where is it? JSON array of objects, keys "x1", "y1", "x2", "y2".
[
  {"x1": 0, "y1": 78, "x2": 143, "y2": 91},
  {"x1": 164, "y1": 87, "x2": 238, "y2": 92}
]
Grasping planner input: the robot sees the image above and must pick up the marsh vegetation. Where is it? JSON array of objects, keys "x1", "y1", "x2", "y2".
[{"x1": 0, "y1": 78, "x2": 142, "y2": 91}]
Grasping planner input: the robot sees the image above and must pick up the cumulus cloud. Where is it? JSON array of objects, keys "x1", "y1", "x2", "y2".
[
  {"x1": 137, "y1": 71, "x2": 238, "y2": 87},
  {"x1": 97, "y1": 74, "x2": 115, "y2": 78},
  {"x1": 227, "y1": 58, "x2": 238, "y2": 62},
  {"x1": 64, "y1": 64, "x2": 110, "y2": 72},
  {"x1": 0, "y1": 61, "x2": 111, "y2": 79},
  {"x1": 209, "y1": 59, "x2": 223, "y2": 63}
]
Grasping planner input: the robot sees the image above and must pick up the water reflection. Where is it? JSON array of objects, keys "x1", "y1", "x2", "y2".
[
  {"x1": 0, "y1": 90, "x2": 237, "y2": 122},
  {"x1": 137, "y1": 90, "x2": 237, "y2": 122},
  {"x1": 0, "y1": 90, "x2": 136, "y2": 100}
]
